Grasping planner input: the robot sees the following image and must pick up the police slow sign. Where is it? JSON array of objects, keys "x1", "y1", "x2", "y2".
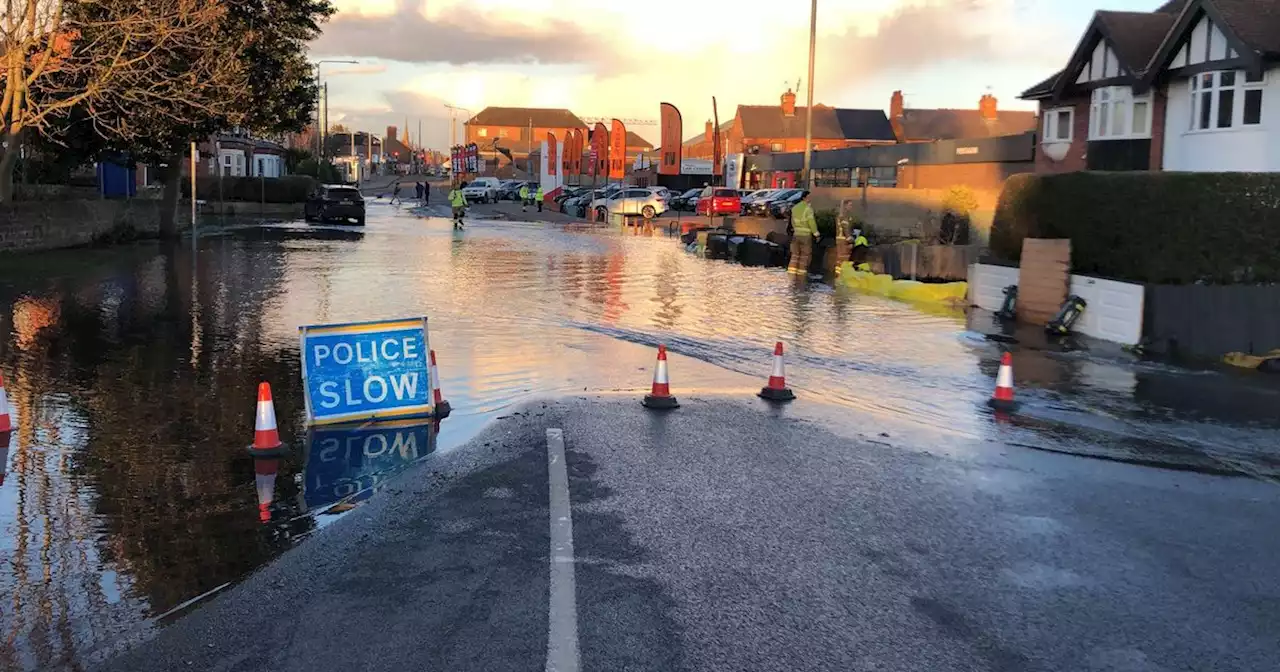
[{"x1": 299, "y1": 317, "x2": 433, "y2": 425}]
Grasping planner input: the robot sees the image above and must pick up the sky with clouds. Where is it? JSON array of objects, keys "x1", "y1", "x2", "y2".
[{"x1": 309, "y1": 0, "x2": 1167, "y2": 148}]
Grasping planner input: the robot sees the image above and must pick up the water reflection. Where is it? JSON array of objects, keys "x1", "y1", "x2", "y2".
[{"x1": 0, "y1": 210, "x2": 1277, "y2": 670}]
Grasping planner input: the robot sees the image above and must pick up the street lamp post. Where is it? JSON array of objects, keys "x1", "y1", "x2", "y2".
[
  {"x1": 801, "y1": 0, "x2": 818, "y2": 189},
  {"x1": 313, "y1": 60, "x2": 357, "y2": 162}
]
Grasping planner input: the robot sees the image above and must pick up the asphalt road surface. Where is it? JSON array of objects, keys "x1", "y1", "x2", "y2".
[{"x1": 95, "y1": 394, "x2": 1280, "y2": 672}]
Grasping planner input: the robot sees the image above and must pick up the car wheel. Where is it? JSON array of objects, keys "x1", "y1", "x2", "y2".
[{"x1": 641, "y1": 205, "x2": 656, "y2": 219}]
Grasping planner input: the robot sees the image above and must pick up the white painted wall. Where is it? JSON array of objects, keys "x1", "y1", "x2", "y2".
[
  {"x1": 252, "y1": 153, "x2": 283, "y2": 178},
  {"x1": 968, "y1": 263, "x2": 1020, "y2": 312},
  {"x1": 1162, "y1": 65, "x2": 1280, "y2": 171},
  {"x1": 1068, "y1": 275, "x2": 1145, "y2": 346},
  {"x1": 967, "y1": 263, "x2": 1144, "y2": 346}
]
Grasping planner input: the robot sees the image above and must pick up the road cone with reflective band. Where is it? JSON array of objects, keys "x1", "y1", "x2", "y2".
[
  {"x1": 987, "y1": 352, "x2": 1018, "y2": 412},
  {"x1": 254, "y1": 457, "x2": 278, "y2": 523},
  {"x1": 758, "y1": 341, "x2": 796, "y2": 402},
  {"x1": 0, "y1": 371, "x2": 11, "y2": 432},
  {"x1": 0, "y1": 429, "x2": 10, "y2": 487},
  {"x1": 430, "y1": 350, "x2": 451, "y2": 419},
  {"x1": 642, "y1": 345, "x2": 679, "y2": 409},
  {"x1": 247, "y1": 382, "x2": 288, "y2": 456}
]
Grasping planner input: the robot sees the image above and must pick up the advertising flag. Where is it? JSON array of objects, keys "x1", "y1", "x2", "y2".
[
  {"x1": 609, "y1": 119, "x2": 627, "y2": 179},
  {"x1": 591, "y1": 122, "x2": 608, "y2": 178},
  {"x1": 659, "y1": 103, "x2": 682, "y2": 175},
  {"x1": 712, "y1": 97, "x2": 723, "y2": 177},
  {"x1": 547, "y1": 131, "x2": 558, "y2": 176}
]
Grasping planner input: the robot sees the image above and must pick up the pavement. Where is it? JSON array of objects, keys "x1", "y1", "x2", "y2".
[{"x1": 93, "y1": 392, "x2": 1280, "y2": 672}]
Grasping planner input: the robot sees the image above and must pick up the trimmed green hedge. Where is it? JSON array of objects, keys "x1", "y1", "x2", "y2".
[
  {"x1": 182, "y1": 175, "x2": 318, "y2": 203},
  {"x1": 991, "y1": 171, "x2": 1280, "y2": 284}
]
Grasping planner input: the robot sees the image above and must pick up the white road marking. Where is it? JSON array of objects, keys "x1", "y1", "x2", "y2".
[{"x1": 545, "y1": 428, "x2": 581, "y2": 672}]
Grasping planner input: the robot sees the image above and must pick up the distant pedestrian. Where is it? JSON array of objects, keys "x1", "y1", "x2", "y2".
[
  {"x1": 519, "y1": 183, "x2": 530, "y2": 212},
  {"x1": 390, "y1": 181, "x2": 403, "y2": 206},
  {"x1": 535, "y1": 185, "x2": 544, "y2": 213},
  {"x1": 422, "y1": 181, "x2": 429, "y2": 204},
  {"x1": 787, "y1": 191, "x2": 817, "y2": 277},
  {"x1": 415, "y1": 182, "x2": 424, "y2": 201},
  {"x1": 850, "y1": 228, "x2": 871, "y2": 272}
]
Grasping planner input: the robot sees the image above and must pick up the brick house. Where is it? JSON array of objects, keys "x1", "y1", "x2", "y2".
[
  {"x1": 683, "y1": 88, "x2": 898, "y2": 160},
  {"x1": 889, "y1": 91, "x2": 1037, "y2": 142},
  {"x1": 1021, "y1": 0, "x2": 1280, "y2": 173},
  {"x1": 465, "y1": 107, "x2": 588, "y2": 164}
]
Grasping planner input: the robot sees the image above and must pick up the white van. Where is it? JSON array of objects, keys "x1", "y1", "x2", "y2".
[{"x1": 462, "y1": 177, "x2": 501, "y2": 203}]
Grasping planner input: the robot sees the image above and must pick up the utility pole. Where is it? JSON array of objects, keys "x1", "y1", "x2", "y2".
[
  {"x1": 322, "y1": 83, "x2": 329, "y2": 162},
  {"x1": 366, "y1": 131, "x2": 372, "y2": 176},
  {"x1": 528, "y1": 117, "x2": 534, "y2": 178},
  {"x1": 190, "y1": 141, "x2": 198, "y2": 241},
  {"x1": 801, "y1": 0, "x2": 818, "y2": 189},
  {"x1": 350, "y1": 130, "x2": 356, "y2": 183}
]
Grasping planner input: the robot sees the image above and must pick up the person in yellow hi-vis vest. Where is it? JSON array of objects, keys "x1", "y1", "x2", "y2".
[
  {"x1": 787, "y1": 191, "x2": 817, "y2": 276},
  {"x1": 449, "y1": 181, "x2": 467, "y2": 230},
  {"x1": 535, "y1": 186, "x2": 545, "y2": 213},
  {"x1": 519, "y1": 183, "x2": 530, "y2": 212},
  {"x1": 850, "y1": 228, "x2": 871, "y2": 272}
]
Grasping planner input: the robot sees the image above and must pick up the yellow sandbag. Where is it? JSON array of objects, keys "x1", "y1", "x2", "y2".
[
  {"x1": 837, "y1": 262, "x2": 968, "y2": 308},
  {"x1": 1224, "y1": 349, "x2": 1280, "y2": 369}
]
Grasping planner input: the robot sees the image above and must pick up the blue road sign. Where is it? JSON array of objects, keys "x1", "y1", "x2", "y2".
[
  {"x1": 303, "y1": 420, "x2": 438, "y2": 510},
  {"x1": 299, "y1": 317, "x2": 433, "y2": 425}
]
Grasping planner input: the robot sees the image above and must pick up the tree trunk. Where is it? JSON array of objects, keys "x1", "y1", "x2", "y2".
[
  {"x1": 0, "y1": 131, "x2": 22, "y2": 203},
  {"x1": 159, "y1": 154, "x2": 183, "y2": 239}
]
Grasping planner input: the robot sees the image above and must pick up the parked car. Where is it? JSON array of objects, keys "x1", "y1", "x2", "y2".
[
  {"x1": 770, "y1": 190, "x2": 807, "y2": 219},
  {"x1": 554, "y1": 187, "x2": 584, "y2": 206},
  {"x1": 304, "y1": 184, "x2": 366, "y2": 225},
  {"x1": 462, "y1": 177, "x2": 501, "y2": 203},
  {"x1": 595, "y1": 188, "x2": 668, "y2": 220},
  {"x1": 565, "y1": 189, "x2": 606, "y2": 218},
  {"x1": 751, "y1": 188, "x2": 800, "y2": 217},
  {"x1": 496, "y1": 180, "x2": 524, "y2": 200},
  {"x1": 740, "y1": 189, "x2": 779, "y2": 214},
  {"x1": 669, "y1": 188, "x2": 703, "y2": 211},
  {"x1": 695, "y1": 187, "x2": 742, "y2": 216}
]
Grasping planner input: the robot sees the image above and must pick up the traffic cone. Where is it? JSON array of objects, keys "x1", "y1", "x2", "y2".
[
  {"x1": 758, "y1": 341, "x2": 796, "y2": 402},
  {"x1": 254, "y1": 457, "x2": 278, "y2": 524},
  {"x1": 247, "y1": 382, "x2": 287, "y2": 456},
  {"x1": 987, "y1": 352, "x2": 1018, "y2": 412},
  {"x1": 0, "y1": 371, "x2": 11, "y2": 432},
  {"x1": 430, "y1": 350, "x2": 452, "y2": 420},
  {"x1": 0, "y1": 430, "x2": 10, "y2": 487},
  {"x1": 642, "y1": 345, "x2": 679, "y2": 409}
]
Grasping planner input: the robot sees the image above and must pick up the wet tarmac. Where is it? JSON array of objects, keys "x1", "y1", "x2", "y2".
[{"x1": 1, "y1": 202, "x2": 1278, "y2": 670}]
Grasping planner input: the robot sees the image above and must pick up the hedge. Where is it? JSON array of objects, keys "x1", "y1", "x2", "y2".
[
  {"x1": 181, "y1": 175, "x2": 318, "y2": 203},
  {"x1": 990, "y1": 171, "x2": 1280, "y2": 284}
]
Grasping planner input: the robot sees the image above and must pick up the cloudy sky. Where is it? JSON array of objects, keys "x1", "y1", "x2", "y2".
[{"x1": 309, "y1": 0, "x2": 1166, "y2": 148}]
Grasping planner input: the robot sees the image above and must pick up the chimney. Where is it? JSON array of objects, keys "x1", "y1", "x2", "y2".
[
  {"x1": 705, "y1": 119, "x2": 714, "y2": 140},
  {"x1": 979, "y1": 94, "x2": 998, "y2": 121},
  {"x1": 781, "y1": 88, "x2": 797, "y2": 117},
  {"x1": 386, "y1": 126, "x2": 398, "y2": 142},
  {"x1": 890, "y1": 90, "x2": 905, "y2": 121}
]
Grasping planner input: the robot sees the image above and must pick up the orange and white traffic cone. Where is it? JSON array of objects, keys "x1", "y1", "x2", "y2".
[
  {"x1": 758, "y1": 341, "x2": 796, "y2": 402},
  {"x1": 0, "y1": 429, "x2": 10, "y2": 487},
  {"x1": 642, "y1": 345, "x2": 679, "y2": 409},
  {"x1": 987, "y1": 351, "x2": 1018, "y2": 412},
  {"x1": 254, "y1": 457, "x2": 278, "y2": 523},
  {"x1": 0, "y1": 371, "x2": 11, "y2": 432},
  {"x1": 430, "y1": 350, "x2": 452, "y2": 420},
  {"x1": 247, "y1": 382, "x2": 288, "y2": 456}
]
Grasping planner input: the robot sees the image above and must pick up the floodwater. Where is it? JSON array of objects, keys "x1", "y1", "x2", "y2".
[{"x1": 1, "y1": 203, "x2": 1278, "y2": 670}]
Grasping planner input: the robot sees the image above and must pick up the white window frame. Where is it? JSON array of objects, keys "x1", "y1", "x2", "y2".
[
  {"x1": 1189, "y1": 69, "x2": 1265, "y2": 132},
  {"x1": 1089, "y1": 86, "x2": 1152, "y2": 140},
  {"x1": 1042, "y1": 107, "x2": 1074, "y2": 143}
]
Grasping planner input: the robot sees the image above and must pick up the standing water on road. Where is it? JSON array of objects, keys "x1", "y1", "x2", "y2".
[{"x1": 1, "y1": 205, "x2": 1278, "y2": 670}]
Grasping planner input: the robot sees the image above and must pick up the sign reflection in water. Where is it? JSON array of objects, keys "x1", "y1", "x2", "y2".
[{"x1": 302, "y1": 420, "x2": 439, "y2": 511}]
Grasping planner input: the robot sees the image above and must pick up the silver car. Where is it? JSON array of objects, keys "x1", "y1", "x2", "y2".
[{"x1": 595, "y1": 188, "x2": 668, "y2": 220}]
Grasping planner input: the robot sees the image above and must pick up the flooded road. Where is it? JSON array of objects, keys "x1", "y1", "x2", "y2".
[{"x1": 2, "y1": 204, "x2": 1279, "y2": 670}]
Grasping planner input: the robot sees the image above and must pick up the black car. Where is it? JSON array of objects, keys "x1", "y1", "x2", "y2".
[
  {"x1": 670, "y1": 188, "x2": 703, "y2": 211},
  {"x1": 770, "y1": 190, "x2": 806, "y2": 219},
  {"x1": 304, "y1": 184, "x2": 366, "y2": 225},
  {"x1": 752, "y1": 188, "x2": 800, "y2": 217}
]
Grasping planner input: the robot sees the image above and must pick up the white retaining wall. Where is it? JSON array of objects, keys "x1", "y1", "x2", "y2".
[{"x1": 968, "y1": 263, "x2": 1144, "y2": 346}]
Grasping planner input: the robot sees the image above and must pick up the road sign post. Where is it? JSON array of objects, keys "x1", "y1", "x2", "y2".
[{"x1": 298, "y1": 317, "x2": 434, "y2": 425}]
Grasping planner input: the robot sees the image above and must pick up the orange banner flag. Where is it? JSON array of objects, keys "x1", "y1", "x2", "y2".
[
  {"x1": 659, "y1": 103, "x2": 682, "y2": 176},
  {"x1": 609, "y1": 119, "x2": 627, "y2": 179}
]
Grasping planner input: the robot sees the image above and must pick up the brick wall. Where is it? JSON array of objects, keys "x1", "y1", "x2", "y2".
[
  {"x1": 0, "y1": 199, "x2": 186, "y2": 254},
  {"x1": 907, "y1": 162, "x2": 1033, "y2": 191},
  {"x1": 1035, "y1": 97, "x2": 1090, "y2": 174},
  {"x1": 812, "y1": 186, "x2": 1004, "y2": 243}
]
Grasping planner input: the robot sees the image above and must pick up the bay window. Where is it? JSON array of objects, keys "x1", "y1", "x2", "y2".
[
  {"x1": 1190, "y1": 69, "x2": 1264, "y2": 131},
  {"x1": 1089, "y1": 86, "x2": 1151, "y2": 139},
  {"x1": 1042, "y1": 107, "x2": 1073, "y2": 143}
]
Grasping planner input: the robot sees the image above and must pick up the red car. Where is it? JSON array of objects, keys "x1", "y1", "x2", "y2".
[{"x1": 695, "y1": 187, "x2": 742, "y2": 216}]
